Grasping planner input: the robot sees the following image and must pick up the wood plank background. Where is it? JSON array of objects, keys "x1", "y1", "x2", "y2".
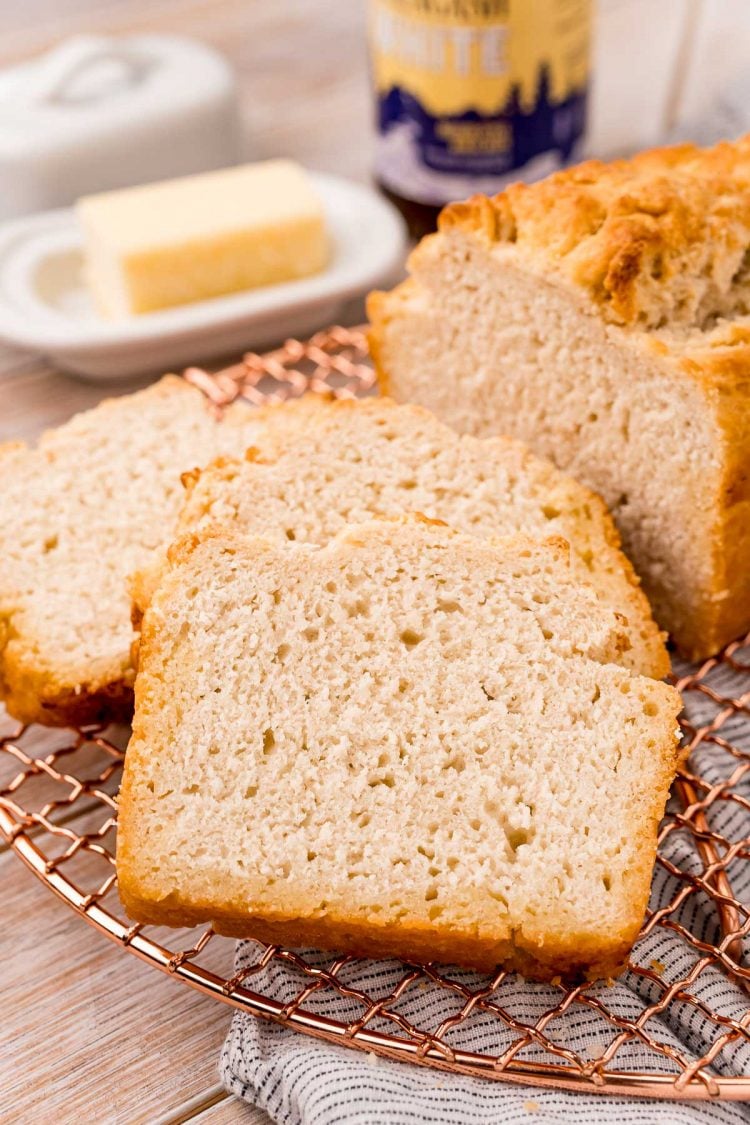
[{"x1": 2, "y1": 2, "x2": 748, "y2": 1121}]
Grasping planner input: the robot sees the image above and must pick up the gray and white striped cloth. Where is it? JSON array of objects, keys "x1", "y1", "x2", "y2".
[{"x1": 221, "y1": 654, "x2": 750, "y2": 1123}]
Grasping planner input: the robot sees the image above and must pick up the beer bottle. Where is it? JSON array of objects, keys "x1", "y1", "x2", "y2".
[{"x1": 368, "y1": 0, "x2": 592, "y2": 238}]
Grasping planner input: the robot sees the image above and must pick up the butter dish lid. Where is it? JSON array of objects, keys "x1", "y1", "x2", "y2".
[{"x1": 0, "y1": 35, "x2": 240, "y2": 219}]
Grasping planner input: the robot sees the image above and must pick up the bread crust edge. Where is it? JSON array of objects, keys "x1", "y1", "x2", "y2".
[{"x1": 116, "y1": 877, "x2": 635, "y2": 983}]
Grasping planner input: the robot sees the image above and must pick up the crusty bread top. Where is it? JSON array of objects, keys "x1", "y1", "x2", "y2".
[
  {"x1": 438, "y1": 134, "x2": 750, "y2": 342},
  {"x1": 139, "y1": 395, "x2": 667, "y2": 678},
  {"x1": 118, "y1": 518, "x2": 681, "y2": 979}
]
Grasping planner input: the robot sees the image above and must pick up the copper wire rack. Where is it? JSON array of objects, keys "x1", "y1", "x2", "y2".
[{"x1": 2, "y1": 325, "x2": 750, "y2": 1102}]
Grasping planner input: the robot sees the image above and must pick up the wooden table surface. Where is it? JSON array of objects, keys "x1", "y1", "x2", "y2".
[
  {"x1": 0, "y1": 3, "x2": 370, "y2": 1123},
  {"x1": 2, "y1": 2, "x2": 748, "y2": 1122}
]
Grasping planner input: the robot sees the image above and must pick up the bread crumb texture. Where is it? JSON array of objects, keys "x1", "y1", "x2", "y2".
[
  {"x1": 134, "y1": 395, "x2": 667, "y2": 678},
  {"x1": 0, "y1": 376, "x2": 260, "y2": 725},
  {"x1": 118, "y1": 518, "x2": 680, "y2": 981}
]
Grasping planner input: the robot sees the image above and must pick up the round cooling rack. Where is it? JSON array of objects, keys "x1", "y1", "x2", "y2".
[{"x1": 2, "y1": 325, "x2": 750, "y2": 1101}]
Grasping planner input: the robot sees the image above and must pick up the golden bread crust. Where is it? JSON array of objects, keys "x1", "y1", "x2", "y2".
[
  {"x1": 117, "y1": 881, "x2": 634, "y2": 982},
  {"x1": 682, "y1": 351, "x2": 750, "y2": 656},
  {"x1": 0, "y1": 635, "x2": 134, "y2": 727},
  {"x1": 438, "y1": 135, "x2": 750, "y2": 337}
]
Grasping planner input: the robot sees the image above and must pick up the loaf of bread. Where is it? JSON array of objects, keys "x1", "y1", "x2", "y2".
[
  {"x1": 0, "y1": 377, "x2": 261, "y2": 726},
  {"x1": 118, "y1": 518, "x2": 680, "y2": 980},
  {"x1": 132, "y1": 395, "x2": 667, "y2": 678},
  {"x1": 368, "y1": 137, "x2": 750, "y2": 659}
]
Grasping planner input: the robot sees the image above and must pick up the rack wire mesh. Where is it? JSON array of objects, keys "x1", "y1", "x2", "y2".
[{"x1": 1, "y1": 325, "x2": 749, "y2": 1101}]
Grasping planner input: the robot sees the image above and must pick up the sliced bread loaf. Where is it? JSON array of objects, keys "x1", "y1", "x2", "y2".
[
  {"x1": 367, "y1": 137, "x2": 750, "y2": 660},
  {"x1": 133, "y1": 395, "x2": 667, "y2": 678},
  {"x1": 118, "y1": 518, "x2": 681, "y2": 980},
  {"x1": 0, "y1": 376, "x2": 261, "y2": 726}
]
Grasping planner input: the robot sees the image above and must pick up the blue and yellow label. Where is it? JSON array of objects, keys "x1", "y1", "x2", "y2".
[{"x1": 369, "y1": 0, "x2": 591, "y2": 204}]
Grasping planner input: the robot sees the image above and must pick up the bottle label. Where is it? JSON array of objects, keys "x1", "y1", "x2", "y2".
[{"x1": 369, "y1": 0, "x2": 591, "y2": 205}]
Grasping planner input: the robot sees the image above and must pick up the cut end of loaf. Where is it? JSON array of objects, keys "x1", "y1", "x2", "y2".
[{"x1": 369, "y1": 197, "x2": 750, "y2": 660}]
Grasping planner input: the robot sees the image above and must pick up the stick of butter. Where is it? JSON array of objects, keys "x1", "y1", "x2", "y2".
[{"x1": 76, "y1": 159, "x2": 329, "y2": 317}]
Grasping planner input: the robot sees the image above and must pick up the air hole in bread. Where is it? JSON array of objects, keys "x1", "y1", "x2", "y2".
[
  {"x1": 437, "y1": 598, "x2": 462, "y2": 614},
  {"x1": 400, "y1": 628, "x2": 423, "y2": 648},
  {"x1": 368, "y1": 771, "x2": 395, "y2": 788},
  {"x1": 506, "y1": 826, "x2": 531, "y2": 853}
]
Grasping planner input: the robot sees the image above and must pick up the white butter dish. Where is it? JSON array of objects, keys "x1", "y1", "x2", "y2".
[
  {"x1": 0, "y1": 34, "x2": 239, "y2": 221},
  {"x1": 0, "y1": 173, "x2": 406, "y2": 380}
]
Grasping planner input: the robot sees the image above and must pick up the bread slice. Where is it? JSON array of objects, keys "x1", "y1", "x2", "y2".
[
  {"x1": 118, "y1": 518, "x2": 681, "y2": 981},
  {"x1": 132, "y1": 395, "x2": 667, "y2": 678},
  {"x1": 0, "y1": 376, "x2": 261, "y2": 726},
  {"x1": 367, "y1": 137, "x2": 750, "y2": 660}
]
